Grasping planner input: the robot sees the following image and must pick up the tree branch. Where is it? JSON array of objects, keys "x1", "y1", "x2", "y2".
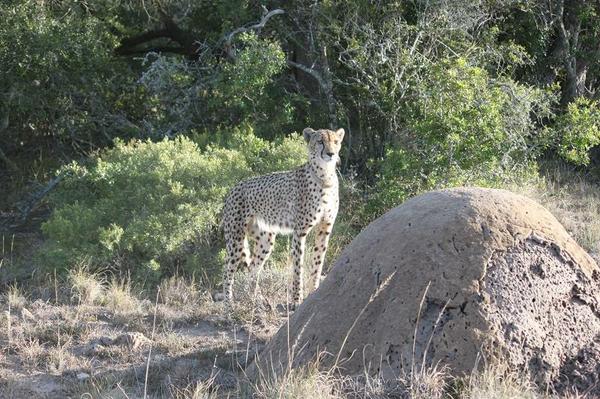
[
  {"x1": 116, "y1": 8, "x2": 285, "y2": 59},
  {"x1": 115, "y1": 28, "x2": 171, "y2": 54},
  {"x1": 115, "y1": 17, "x2": 198, "y2": 58},
  {"x1": 17, "y1": 174, "x2": 64, "y2": 224},
  {"x1": 287, "y1": 58, "x2": 338, "y2": 128},
  {"x1": 555, "y1": 0, "x2": 582, "y2": 104},
  {"x1": 0, "y1": 146, "x2": 18, "y2": 173},
  {"x1": 222, "y1": 8, "x2": 285, "y2": 48},
  {"x1": 115, "y1": 45, "x2": 189, "y2": 56},
  {"x1": 287, "y1": 60, "x2": 327, "y2": 90}
]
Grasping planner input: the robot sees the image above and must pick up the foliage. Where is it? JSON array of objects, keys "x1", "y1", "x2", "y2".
[
  {"x1": 211, "y1": 33, "x2": 287, "y2": 123},
  {"x1": 0, "y1": 0, "x2": 140, "y2": 151},
  {"x1": 552, "y1": 97, "x2": 600, "y2": 166},
  {"x1": 138, "y1": 32, "x2": 291, "y2": 137},
  {"x1": 39, "y1": 128, "x2": 306, "y2": 283},
  {"x1": 367, "y1": 58, "x2": 553, "y2": 215}
]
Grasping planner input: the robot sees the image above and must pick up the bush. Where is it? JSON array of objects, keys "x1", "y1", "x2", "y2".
[
  {"x1": 39, "y1": 127, "x2": 306, "y2": 284},
  {"x1": 138, "y1": 32, "x2": 292, "y2": 137},
  {"x1": 367, "y1": 58, "x2": 553, "y2": 216},
  {"x1": 552, "y1": 97, "x2": 600, "y2": 166}
]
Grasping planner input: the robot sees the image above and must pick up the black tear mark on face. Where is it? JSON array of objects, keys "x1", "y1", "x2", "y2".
[{"x1": 319, "y1": 139, "x2": 328, "y2": 160}]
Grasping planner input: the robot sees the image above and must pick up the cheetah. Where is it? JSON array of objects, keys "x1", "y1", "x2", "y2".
[{"x1": 221, "y1": 127, "x2": 345, "y2": 307}]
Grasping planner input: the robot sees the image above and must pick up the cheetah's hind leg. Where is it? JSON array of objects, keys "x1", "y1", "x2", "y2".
[
  {"x1": 248, "y1": 223, "x2": 276, "y2": 300},
  {"x1": 222, "y1": 229, "x2": 250, "y2": 302}
]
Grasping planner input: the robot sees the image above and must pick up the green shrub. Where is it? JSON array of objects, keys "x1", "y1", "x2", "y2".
[
  {"x1": 367, "y1": 58, "x2": 553, "y2": 216},
  {"x1": 552, "y1": 97, "x2": 600, "y2": 166},
  {"x1": 39, "y1": 127, "x2": 306, "y2": 284},
  {"x1": 138, "y1": 32, "x2": 292, "y2": 137},
  {"x1": 212, "y1": 32, "x2": 286, "y2": 113}
]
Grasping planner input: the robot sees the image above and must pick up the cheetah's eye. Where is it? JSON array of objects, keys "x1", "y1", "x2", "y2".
[{"x1": 317, "y1": 139, "x2": 324, "y2": 145}]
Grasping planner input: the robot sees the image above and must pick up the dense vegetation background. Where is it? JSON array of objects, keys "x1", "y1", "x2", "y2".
[{"x1": 1, "y1": 0, "x2": 600, "y2": 285}]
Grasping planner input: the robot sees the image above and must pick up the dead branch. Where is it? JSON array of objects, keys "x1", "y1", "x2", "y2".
[
  {"x1": 288, "y1": 48, "x2": 338, "y2": 127},
  {"x1": 286, "y1": 60, "x2": 327, "y2": 90},
  {"x1": 17, "y1": 174, "x2": 64, "y2": 225},
  {"x1": 221, "y1": 8, "x2": 285, "y2": 59},
  {"x1": 116, "y1": 8, "x2": 285, "y2": 60}
]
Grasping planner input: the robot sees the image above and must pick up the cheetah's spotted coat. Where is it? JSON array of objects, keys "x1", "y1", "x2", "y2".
[{"x1": 222, "y1": 127, "x2": 345, "y2": 306}]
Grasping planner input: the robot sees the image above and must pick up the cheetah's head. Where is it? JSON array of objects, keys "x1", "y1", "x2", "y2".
[{"x1": 303, "y1": 127, "x2": 345, "y2": 166}]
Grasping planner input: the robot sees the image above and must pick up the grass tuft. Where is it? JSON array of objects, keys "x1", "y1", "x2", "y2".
[
  {"x1": 251, "y1": 363, "x2": 340, "y2": 399},
  {"x1": 170, "y1": 378, "x2": 220, "y2": 399},
  {"x1": 159, "y1": 275, "x2": 200, "y2": 307},
  {"x1": 462, "y1": 363, "x2": 541, "y2": 399},
  {"x1": 3, "y1": 284, "x2": 27, "y2": 311},
  {"x1": 103, "y1": 277, "x2": 142, "y2": 317},
  {"x1": 229, "y1": 267, "x2": 289, "y2": 324},
  {"x1": 18, "y1": 338, "x2": 45, "y2": 370},
  {"x1": 68, "y1": 264, "x2": 105, "y2": 305}
]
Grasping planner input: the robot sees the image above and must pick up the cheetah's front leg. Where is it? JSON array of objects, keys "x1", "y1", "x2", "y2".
[
  {"x1": 309, "y1": 220, "x2": 333, "y2": 292},
  {"x1": 291, "y1": 231, "x2": 307, "y2": 306}
]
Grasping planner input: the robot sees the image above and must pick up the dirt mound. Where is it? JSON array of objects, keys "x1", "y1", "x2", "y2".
[{"x1": 252, "y1": 187, "x2": 600, "y2": 393}]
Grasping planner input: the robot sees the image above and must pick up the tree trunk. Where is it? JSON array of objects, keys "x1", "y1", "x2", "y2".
[
  {"x1": 0, "y1": 146, "x2": 18, "y2": 173},
  {"x1": 557, "y1": 0, "x2": 584, "y2": 105},
  {"x1": 1, "y1": 89, "x2": 18, "y2": 172}
]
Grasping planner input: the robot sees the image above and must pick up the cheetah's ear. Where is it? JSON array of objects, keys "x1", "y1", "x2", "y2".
[
  {"x1": 335, "y1": 128, "x2": 345, "y2": 141},
  {"x1": 303, "y1": 127, "x2": 315, "y2": 142}
]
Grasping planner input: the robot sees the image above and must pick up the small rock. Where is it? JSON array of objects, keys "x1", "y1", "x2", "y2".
[
  {"x1": 212, "y1": 291, "x2": 225, "y2": 302},
  {"x1": 76, "y1": 372, "x2": 90, "y2": 381}
]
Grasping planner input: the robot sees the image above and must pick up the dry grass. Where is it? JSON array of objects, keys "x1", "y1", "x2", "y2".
[
  {"x1": 460, "y1": 363, "x2": 590, "y2": 399},
  {"x1": 0, "y1": 272, "x2": 592, "y2": 399},
  {"x1": 229, "y1": 267, "x2": 290, "y2": 324},
  {"x1": 29, "y1": 319, "x2": 84, "y2": 346},
  {"x1": 462, "y1": 363, "x2": 540, "y2": 399},
  {"x1": 247, "y1": 359, "x2": 448, "y2": 399},
  {"x1": 159, "y1": 275, "x2": 201, "y2": 307},
  {"x1": 18, "y1": 337, "x2": 46, "y2": 369},
  {"x1": 3, "y1": 284, "x2": 27, "y2": 311},
  {"x1": 337, "y1": 365, "x2": 447, "y2": 399},
  {"x1": 103, "y1": 277, "x2": 142, "y2": 316},
  {"x1": 17, "y1": 335, "x2": 82, "y2": 374},
  {"x1": 68, "y1": 264, "x2": 105, "y2": 305},
  {"x1": 73, "y1": 374, "x2": 137, "y2": 399},
  {"x1": 246, "y1": 362, "x2": 587, "y2": 399},
  {"x1": 45, "y1": 340, "x2": 82, "y2": 373},
  {"x1": 251, "y1": 363, "x2": 341, "y2": 399},
  {"x1": 155, "y1": 330, "x2": 198, "y2": 355},
  {"x1": 170, "y1": 379, "x2": 220, "y2": 399}
]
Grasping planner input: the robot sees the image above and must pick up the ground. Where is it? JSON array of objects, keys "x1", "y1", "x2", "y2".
[
  {"x1": 0, "y1": 268, "x2": 290, "y2": 398},
  {"x1": 1, "y1": 163, "x2": 599, "y2": 398}
]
